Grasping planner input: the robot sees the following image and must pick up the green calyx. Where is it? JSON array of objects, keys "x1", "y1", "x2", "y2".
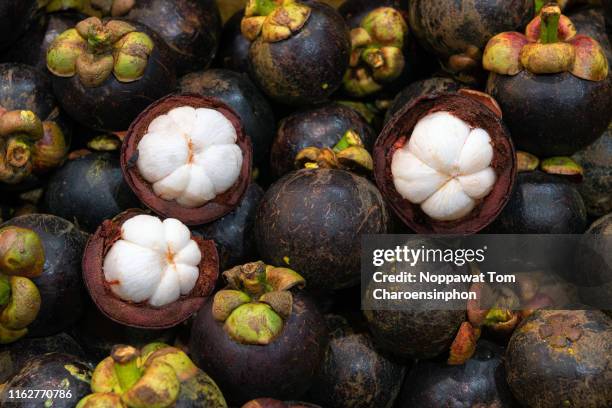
[
  {"x1": 483, "y1": 3, "x2": 608, "y2": 81},
  {"x1": 344, "y1": 7, "x2": 408, "y2": 97},
  {"x1": 46, "y1": 0, "x2": 135, "y2": 17},
  {"x1": 241, "y1": 0, "x2": 311, "y2": 43},
  {"x1": 517, "y1": 151, "x2": 540, "y2": 172},
  {"x1": 87, "y1": 134, "x2": 122, "y2": 151},
  {"x1": 540, "y1": 156, "x2": 584, "y2": 181},
  {"x1": 0, "y1": 109, "x2": 45, "y2": 185},
  {"x1": 0, "y1": 226, "x2": 45, "y2": 278},
  {"x1": 32, "y1": 121, "x2": 68, "y2": 174},
  {"x1": 213, "y1": 261, "x2": 305, "y2": 345},
  {"x1": 0, "y1": 274, "x2": 42, "y2": 344},
  {"x1": 294, "y1": 130, "x2": 373, "y2": 174},
  {"x1": 46, "y1": 17, "x2": 154, "y2": 87}
]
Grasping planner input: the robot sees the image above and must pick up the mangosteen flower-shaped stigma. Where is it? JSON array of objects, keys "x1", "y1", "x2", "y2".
[
  {"x1": 343, "y1": 7, "x2": 409, "y2": 97},
  {"x1": 241, "y1": 0, "x2": 311, "y2": 43},
  {"x1": 77, "y1": 342, "x2": 226, "y2": 408},
  {"x1": 47, "y1": 17, "x2": 154, "y2": 87},
  {"x1": 212, "y1": 261, "x2": 305, "y2": 345},
  {"x1": 294, "y1": 130, "x2": 373, "y2": 174},
  {"x1": 0, "y1": 108, "x2": 43, "y2": 184},
  {"x1": 483, "y1": 3, "x2": 608, "y2": 81},
  {"x1": 391, "y1": 111, "x2": 497, "y2": 221},
  {"x1": 136, "y1": 106, "x2": 244, "y2": 209},
  {"x1": 0, "y1": 226, "x2": 45, "y2": 344},
  {"x1": 103, "y1": 214, "x2": 202, "y2": 308}
]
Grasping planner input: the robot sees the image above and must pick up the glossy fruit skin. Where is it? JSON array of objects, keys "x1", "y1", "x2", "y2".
[
  {"x1": 0, "y1": 0, "x2": 39, "y2": 51},
  {"x1": 50, "y1": 21, "x2": 176, "y2": 132},
  {"x1": 487, "y1": 171, "x2": 587, "y2": 233},
  {"x1": 506, "y1": 310, "x2": 612, "y2": 408},
  {"x1": 125, "y1": 0, "x2": 222, "y2": 75},
  {"x1": 487, "y1": 71, "x2": 612, "y2": 156},
  {"x1": 1, "y1": 214, "x2": 87, "y2": 337},
  {"x1": 179, "y1": 69, "x2": 275, "y2": 169},
  {"x1": 0, "y1": 353, "x2": 92, "y2": 407},
  {"x1": 248, "y1": 1, "x2": 350, "y2": 105},
  {"x1": 255, "y1": 169, "x2": 389, "y2": 291},
  {"x1": 307, "y1": 316, "x2": 406, "y2": 408},
  {"x1": 0, "y1": 12, "x2": 84, "y2": 72},
  {"x1": 217, "y1": 10, "x2": 250, "y2": 73},
  {"x1": 270, "y1": 103, "x2": 375, "y2": 178},
  {"x1": 397, "y1": 340, "x2": 518, "y2": 408},
  {"x1": 189, "y1": 292, "x2": 327, "y2": 405},
  {"x1": 41, "y1": 152, "x2": 140, "y2": 233},
  {"x1": 193, "y1": 183, "x2": 264, "y2": 271},
  {"x1": 0, "y1": 333, "x2": 84, "y2": 383}
]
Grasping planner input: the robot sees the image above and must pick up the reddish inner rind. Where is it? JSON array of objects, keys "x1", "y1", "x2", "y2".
[
  {"x1": 120, "y1": 93, "x2": 253, "y2": 226},
  {"x1": 82, "y1": 209, "x2": 219, "y2": 329},
  {"x1": 373, "y1": 93, "x2": 516, "y2": 234}
]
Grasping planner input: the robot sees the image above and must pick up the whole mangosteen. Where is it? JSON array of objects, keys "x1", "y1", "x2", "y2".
[
  {"x1": 0, "y1": 1, "x2": 40, "y2": 51},
  {"x1": 484, "y1": 4, "x2": 612, "y2": 156},
  {"x1": 487, "y1": 170, "x2": 587, "y2": 233},
  {"x1": 193, "y1": 183, "x2": 264, "y2": 271},
  {"x1": 505, "y1": 309, "x2": 612, "y2": 408},
  {"x1": 242, "y1": 0, "x2": 351, "y2": 105},
  {"x1": 46, "y1": 17, "x2": 176, "y2": 131},
  {"x1": 270, "y1": 103, "x2": 375, "y2": 178},
  {"x1": 217, "y1": 10, "x2": 250, "y2": 72},
  {"x1": 409, "y1": 0, "x2": 533, "y2": 82},
  {"x1": 397, "y1": 340, "x2": 518, "y2": 408},
  {"x1": 190, "y1": 262, "x2": 328, "y2": 404},
  {"x1": 178, "y1": 69, "x2": 275, "y2": 170},
  {"x1": 572, "y1": 126, "x2": 612, "y2": 218},
  {"x1": 77, "y1": 343, "x2": 227, "y2": 407},
  {"x1": 120, "y1": 94, "x2": 252, "y2": 225},
  {"x1": 306, "y1": 315, "x2": 406, "y2": 408},
  {"x1": 2, "y1": 214, "x2": 87, "y2": 338},
  {"x1": 0, "y1": 352, "x2": 92, "y2": 407},
  {"x1": 374, "y1": 91, "x2": 516, "y2": 234},
  {"x1": 82, "y1": 210, "x2": 219, "y2": 329},
  {"x1": 42, "y1": 151, "x2": 140, "y2": 233},
  {"x1": 255, "y1": 169, "x2": 389, "y2": 291}
]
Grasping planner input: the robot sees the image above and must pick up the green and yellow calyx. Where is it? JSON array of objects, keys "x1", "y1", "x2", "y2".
[
  {"x1": 344, "y1": 7, "x2": 408, "y2": 97},
  {"x1": 45, "y1": 0, "x2": 135, "y2": 18},
  {"x1": 483, "y1": 3, "x2": 608, "y2": 81},
  {"x1": 295, "y1": 130, "x2": 373, "y2": 174},
  {"x1": 212, "y1": 261, "x2": 305, "y2": 345},
  {"x1": 0, "y1": 226, "x2": 44, "y2": 344},
  {"x1": 0, "y1": 109, "x2": 44, "y2": 185},
  {"x1": 47, "y1": 17, "x2": 154, "y2": 87},
  {"x1": 241, "y1": 0, "x2": 311, "y2": 43}
]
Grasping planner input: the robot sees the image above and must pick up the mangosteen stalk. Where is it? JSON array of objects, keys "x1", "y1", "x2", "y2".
[{"x1": 295, "y1": 130, "x2": 373, "y2": 173}]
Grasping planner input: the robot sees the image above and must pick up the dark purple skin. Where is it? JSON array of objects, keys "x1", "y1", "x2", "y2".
[
  {"x1": 270, "y1": 103, "x2": 376, "y2": 178},
  {"x1": 216, "y1": 10, "x2": 250, "y2": 73},
  {"x1": 307, "y1": 315, "x2": 406, "y2": 408},
  {"x1": 487, "y1": 171, "x2": 588, "y2": 233},
  {"x1": 50, "y1": 21, "x2": 176, "y2": 132},
  {"x1": 0, "y1": 63, "x2": 60, "y2": 120},
  {"x1": 397, "y1": 340, "x2": 518, "y2": 408},
  {"x1": 1, "y1": 214, "x2": 88, "y2": 337},
  {"x1": 248, "y1": 1, "x2": 350, "y2": 106},
  {"x1": 569, "y1": 6, "x2": 612, "y2": 63},
  {"x1": 0, "y1": 333, "x2": 85, "y2": 383},
  {"x1": 255, "y1": 169, "x2": 389, "y2": 291},
  {"x1": 189, "y1": 292, "x2": 328, "y2": 405},
  {"x1": 125, "y1": 0, "x2": 221, "y2": 75},
  {"x1": 193, "y1": 183, "x2": 264, "y2": 271},
  {"x1": 603, "y1": 0, "x2": 612, "y2": 45},
  {"x1": 0, "y1": 353, "x2": 92, "y2": 408},
  {"x1": 0, "y1": 12, "x2": 84, "y2": 72},
  {"x1": 0, "y1": 0, "x2": 39, "y2": 51},
  {"x1": 384, "y1": 77, "x2": 463, "y2": 123},
  {"x1": 178, "y1": 69, "x2": 275, "y2": 169},
  {"x1": 487, "y1": 71, "x2": 612, "y2": 156}
]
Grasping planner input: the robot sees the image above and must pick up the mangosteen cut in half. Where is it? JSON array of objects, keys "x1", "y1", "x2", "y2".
[
  {"x1": 121, "y1": 94, "x2": 252, "y2": 225},
  {"x1": 82, "y1": 210, "x2": 219, "y2": 329},
  {"x1": 374, "y1": 92, "x2": 516, "y2": 234}
]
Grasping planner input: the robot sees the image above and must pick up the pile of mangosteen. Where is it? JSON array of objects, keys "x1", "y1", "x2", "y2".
[{"x1": 0, "y1": 0, "x2": 610, "y2": 407}]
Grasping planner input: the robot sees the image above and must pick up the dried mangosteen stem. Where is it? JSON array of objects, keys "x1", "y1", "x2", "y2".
[
  {"x1": 0, "y1": 227, "x2": 45, "y2": 278},
  {"x1": 540, "y1": 4, "x2": 560, "y2": 44},
  {"x1": 111, "y1": 345, "x2": 143, "y2": 391}
]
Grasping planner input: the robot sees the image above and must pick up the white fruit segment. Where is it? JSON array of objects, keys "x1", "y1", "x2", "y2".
[
  {"x1": 391, "y1": 111, "x2": 497, "y2": 221},
  {"x1": 137, "y1": 106, "x2": 243, "y2": 208},
  {"x1": 103, "y1": 215, "x2": 202, "y2": 307}
]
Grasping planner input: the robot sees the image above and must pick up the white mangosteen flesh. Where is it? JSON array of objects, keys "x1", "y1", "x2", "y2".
[
  {"x1": 103, "y1": 214, "x2": 202, "y2": 307},
  {"x1": 391, "y1": 111, "x2": 497, "y2": 221},
  {"x1": 136, "y1": 106, "x2": 243, "y2": 208}
]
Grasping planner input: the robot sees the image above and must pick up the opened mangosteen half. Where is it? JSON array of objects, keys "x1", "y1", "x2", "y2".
[
  {"x1": 82, "y1": 210, "x2": 219, "y2": 329},
  {"x1": 374, "y1": 91, "x2": 516, "y2": 234},
  {"x1": 120, "y1": 94, "x2": 252, "y2": 225}
]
